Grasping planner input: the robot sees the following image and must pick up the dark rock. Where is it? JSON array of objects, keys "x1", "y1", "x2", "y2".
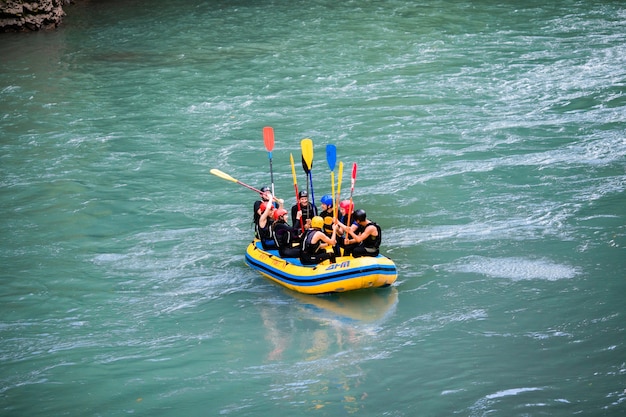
[{"x1": 0, "y1": 0, "x2": 72, "y2": 32}]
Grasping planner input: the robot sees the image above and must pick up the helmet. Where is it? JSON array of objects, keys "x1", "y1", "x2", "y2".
[
  {"x1": 339, "y1": 200, "x2": 353, "y2": 213},
  {"x1": 320, "y1": 194, "x2": 333, "y2": 207},
  {"x1": 354, "y1": 209, "x2": 366, "y2": 222},
  {"x1": 310, "y1": 216, "x2": 324, "y2": 229},
  {"x1": 273, "y1": 208, "x2": 288, "y2": 221},
  {"x1": 260, "y1": 186, "x2": 270, "y2": 192},
  {"x1": 298, "y1": 190, "x2": 308, "y2": 198}
]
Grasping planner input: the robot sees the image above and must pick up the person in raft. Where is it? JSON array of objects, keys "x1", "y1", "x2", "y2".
[
  {"x1": 319, "y1": 194, "x2": 340, "y2": 256},
  {"x1": 257, "y1": 198, "x2": 277, "y2": 250},
  {"x1": 254, "y1": 186, "x2": 283, "y2": 239},
  {"x1": 341, "y1": 209, "x2": 381, "y2": 258},
  {"x1": 291, "y1": 190, "x2": 317, "y2": 230},
  {"x1": 337, "y1": 200, "x2": 354, "y2": 230},
  {"x1": 334, "y1": 199, "x2": 354, "y2": 253},
  {"x1": 300, "y1": 216, "x2": 337, "y2": 265},
  {"x1": 271, "y1": 208, "x2": 303, "y2": 258},
  {"x1": 253, "y1": 186, "x2": 272, "y2": 239},
  {"x1": 318, "y1": 194, "x2": 334, "y2": 234}
]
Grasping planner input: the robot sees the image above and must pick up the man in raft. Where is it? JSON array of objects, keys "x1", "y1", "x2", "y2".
[
  {"x1": 291, "y1": 190, "x2": 317, "y2": 230},
  {"x1": 341, "y1": 209, "x2": 381, "y2": 258}
]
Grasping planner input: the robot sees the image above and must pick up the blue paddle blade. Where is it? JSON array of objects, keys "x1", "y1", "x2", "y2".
[{"x1": 326, "y1": 144, "x2": 337, "y2": 171}]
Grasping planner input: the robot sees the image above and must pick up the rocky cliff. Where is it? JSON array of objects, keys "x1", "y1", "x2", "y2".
[{"x1": 0, "y1": 0, "x2": 71, "y2": 32}]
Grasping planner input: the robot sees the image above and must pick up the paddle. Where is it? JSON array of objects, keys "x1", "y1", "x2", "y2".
[
  {"x1": 290, "y1": 153, "x2": 305, "y2": 232},
  {"x1": 210, "y1": 168, "x2": 281, "y2": 202},
  {"x1": 336, "y1": 161, "x2": 344, "y2": 219},
  {"x1": 326, "y1": 144, "x2": 337, "y2": 218},
  {"x1": 345, "y1": 162, "x2": 357, "y2": 229},
  {"x1": 263, "y1": 126, "x2": 275, "y2": 196},
  {"x1": 301, "y1": 138, "x2": 314, "y2": 218},
  {"x1": 326, "y1": 144, "x2": 337, "y2": 172}
]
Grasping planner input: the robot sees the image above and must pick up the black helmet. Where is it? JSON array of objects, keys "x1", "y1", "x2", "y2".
[
  {"x1": 260, "y1": 186, "x2": 270, "y2": 192},
  {"x1": 298, "y1": 190, "x2": 308, "y2": 198},
  {"x1": 354, "y1": 209, "x2": 366, "y2": 222}
]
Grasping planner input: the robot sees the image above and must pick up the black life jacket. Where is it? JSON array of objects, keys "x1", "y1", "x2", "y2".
[
  {"x1": 272, "y1": 221, "x2": 296, "y2": 248},
  {"x1": 253, "y1": 200, "x2": 262, "y2": 224},
  {"x1": 291, "y1": 203, "x2": 318, "y2": 228},
  {"x1": 254, "y1": 200, "x2": 277, "y2": 239},
  {"x1": 258, "y1": 218, "x2": 274, "y2": 246},
  {"x1": 301, "y1": 229, "x2": 322, "y2": 254},
  {"x1": 356, "y1": 222, "x2": 381, "y2": 249}
]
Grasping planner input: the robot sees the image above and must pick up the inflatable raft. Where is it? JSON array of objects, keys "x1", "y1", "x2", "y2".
[{"x1": 245, "y1": 239, "x2": 397, "y2": 294}]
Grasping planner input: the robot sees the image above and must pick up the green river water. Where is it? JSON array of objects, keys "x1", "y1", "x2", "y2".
[{"x1": 1, "y1": 0, "x2": 625, "y2": 416}]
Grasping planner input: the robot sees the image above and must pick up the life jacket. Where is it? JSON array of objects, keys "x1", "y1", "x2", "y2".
[
  {"x1": 253, "y1": 200, "x2": 262, "y2": 224},
  {"x1": 291, "y1": 203, "x2": 318, "y2": 228},
  {"x1": 301, "y1": 228, "x2": 322, "y2": 255},
  {"x1": 272, "y1": 221, "x2": 295, "y2": 248},
  {"x1": 338, "y1": 213, "x2": 355, "y2": 233},
  {"x1": 254, "y1": 200, "x2": 278, "y2": 239},
  {"x1": 320, "y1": 211, "x2": 334, "y2": 237},
  {"x1": 258, "y1": 219, "x2": 275, "y2": 248},
  {"x1": 253, "y1": 201, "x2": 262, "y2": 239},
  {"x1": 356, "y1": 222, "x2": 381, "y2": 250}
]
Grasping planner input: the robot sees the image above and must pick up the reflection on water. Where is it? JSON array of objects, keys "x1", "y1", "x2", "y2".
[
  {"x1": 254, "y1": 287, "x2": 398, "y2": 413},
  {"x1": 260, "y1": 287, "x2": 398, "y2": 362},
  {"x1": 292, "y1": 287, "x2": 399, "y2": 325}
]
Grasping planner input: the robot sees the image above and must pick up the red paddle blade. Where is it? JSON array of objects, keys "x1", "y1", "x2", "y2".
[
  {"x1": 263, "y1": 126, "x2": 274, "y2": 152},
  {"x1": 351, "y1": 162, "x2": 357, "y2": 183}
]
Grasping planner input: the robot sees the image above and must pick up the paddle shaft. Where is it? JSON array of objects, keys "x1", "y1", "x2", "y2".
[
  {"x1": 331, "y1": 171, "x2": 336, "y2": 219},
  {"x1": 326, "y1": 144, "x2": 337, "y2": 220},
  {"x1": 336, "y1": 161, "x2": 344, "y2": 220},
  {"x1": 301, "y1": 139, "x2": 314, "y2": 218},
  {"x1": 263, "y1": 127, "x2": 275, "y2": 196},
  {"x1": 210, "y1": 168, "x2": 281, "y2": 201},
  {"x1": 346, "y1": 163, "x2": 357, "y2": 228},
  {"x1": 290, "y1": 153, "x2": 305, "y2": 232},
  {"x1": 308, "y1": 170, "x2": 315, "y2": 215}
]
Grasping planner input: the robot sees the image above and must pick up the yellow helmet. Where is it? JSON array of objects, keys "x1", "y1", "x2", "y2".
[{"x1": 310, "y1": 216, "x2": 324, "y2": 229}]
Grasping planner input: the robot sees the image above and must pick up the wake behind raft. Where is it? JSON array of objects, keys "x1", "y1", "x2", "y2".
[{"x1": 245, "y1": 239, "x2": 397, "y2": 294}]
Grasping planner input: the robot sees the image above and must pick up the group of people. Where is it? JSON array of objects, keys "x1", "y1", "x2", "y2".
[{"x1": 253, "y1": 187, "x2": 382, "y2": 265}]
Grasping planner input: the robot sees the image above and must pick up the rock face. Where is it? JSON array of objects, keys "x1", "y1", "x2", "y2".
[{"x1": 0, "y1": 0, "x2": 70, "y2": 32}]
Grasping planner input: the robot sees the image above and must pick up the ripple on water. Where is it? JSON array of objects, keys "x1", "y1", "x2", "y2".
[
  {"x1": 446, "y1": 256, "x2": 579, "y2": 281},
  {"x1": 468, "y1": 387, "x2": 557, "y2": 417}
]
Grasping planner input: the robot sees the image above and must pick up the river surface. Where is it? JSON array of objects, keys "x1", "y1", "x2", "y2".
[{"x1": 1, "y1": 1, "x2": 625, "y2": 416}]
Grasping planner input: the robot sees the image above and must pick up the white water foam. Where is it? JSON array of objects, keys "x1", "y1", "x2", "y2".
[
  {"x1": 447, "y1": 256, "x2": 579, "y2": 281},
  {"x1": 485, "y1": 387, "x2": 544, "y2": 400}
]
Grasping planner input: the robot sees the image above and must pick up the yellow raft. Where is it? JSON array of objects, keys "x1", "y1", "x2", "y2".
[{"x1": 245, "y1": 239, "x2": 397, "y2": 294}]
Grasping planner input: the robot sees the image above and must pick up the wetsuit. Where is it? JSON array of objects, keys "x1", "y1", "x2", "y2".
[
  {"x1": 272, "y1": 221, "x2": 302, "y2": 258},
  {"x1": 254, "y1": 199, "x2": 280, "y2": 239},
  {"x1": 258, "y1": 219, "x2": 277, "y2": 250},
  {"x1": 291, "y1": 202, "x2": 318, "y2": 229}
]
